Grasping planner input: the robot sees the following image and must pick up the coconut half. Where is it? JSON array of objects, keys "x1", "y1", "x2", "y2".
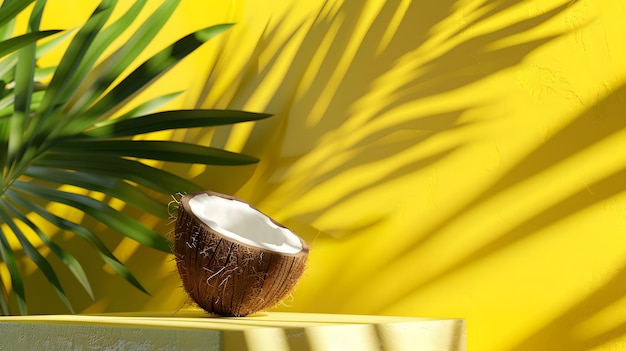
[{"x1": 173, "y1": 191, "x2": 309, "y2": 317}]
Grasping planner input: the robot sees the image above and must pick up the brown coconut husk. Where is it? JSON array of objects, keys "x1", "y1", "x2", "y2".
[{"x1": 173, "y1": 191, "x2": 309, "y2": 317}]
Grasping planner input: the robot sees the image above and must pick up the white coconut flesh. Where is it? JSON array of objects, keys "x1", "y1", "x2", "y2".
[{"x1": 188, "y1": 193, "x2": 303, "y2": 254}]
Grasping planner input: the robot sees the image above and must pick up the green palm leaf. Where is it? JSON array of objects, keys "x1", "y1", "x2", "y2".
[
  {"x1": 0, "y1": 31, "x2": 61, "y2": 59},
  {"x1": 68, "y1": 23, "x2": 235, "y2": 132},
  {"x1": 24, "y1": 167, "x2": 165, "y2": 217},
  {"x1": 0, "y1": 29, "x2": 72, "y2": 83},
  {"x1": 13, "y1": 180, "x2": 171, "y2": 253},
  {"x1": 0, "y1": 227, "x2": 26, "y2": 315},
  {"x1": 54, "y1": 140, "x2": 259, "y2": 165},
  {"x1": 36, "y1": 0, "x2": 117, "y2": 115},
  {"x1": 66, "y1": 0, "x2": 176, "y2": 114},
  {"x1": 9, "y1": 0, "x2": 45, "y2": 172},
  {"x1": 84, "y1": 109, "x2": 271, "y2": 138},
  {"x1": 0, "y1": 197, "x2": 93, "y2": 300},
  {"x1": 0, "y1": 204, "x2": 75, "y2": 313},
  {"x1": 0, "y1": 271, "x2": 8, "y2": 314},
  {"x1": 92, "y1": 91, "x2": 184, "y2": 125},
  {"x1": 34, "y1": 153, "x2": 202, "y2": 195},
  {"x1": 6, "y1": 189, "x2": 148, "y2": 295},
  {"x1": 0, "y1": 0, "x2": 271, "y2": 314},
  {"x1": 0, "y1": 0, "x2": 36, "y2": 28}
]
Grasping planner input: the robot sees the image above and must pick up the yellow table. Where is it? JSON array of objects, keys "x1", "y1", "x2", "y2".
[{"x1": 0, "y1": 309, "x2": 465, "y2": 350}]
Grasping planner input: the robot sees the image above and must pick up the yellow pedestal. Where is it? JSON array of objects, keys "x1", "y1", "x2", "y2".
[{"x1": 0, "y1": 310, "x2": 465, "y2": 350}]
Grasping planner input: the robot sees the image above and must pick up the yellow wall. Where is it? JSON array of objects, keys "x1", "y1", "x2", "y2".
[{"x1": 10, "y1": 1, "x2": 626, "y2": 350}]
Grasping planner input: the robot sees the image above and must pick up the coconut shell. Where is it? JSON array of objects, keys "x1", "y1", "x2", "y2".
[{"x1": 173, "y1": 191, "x2": 309, "y2": 317}]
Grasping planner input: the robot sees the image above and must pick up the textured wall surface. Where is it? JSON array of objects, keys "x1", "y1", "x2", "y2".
[{"x1": 6, "y1": 1, "x2": 626, "y2": 350}]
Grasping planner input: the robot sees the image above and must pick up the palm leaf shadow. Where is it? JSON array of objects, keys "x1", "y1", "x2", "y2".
[
  {"x1": 157, "y1": 12, "x2": 306, "y2": 196},
  {"x1": 383, "y1": 2, "x2": 573, "y2": 107},
  {"x1": 183, "y1": 0, "x2": 576, "y2": 243},
  {"x1": 29, "y1": 0, "x2": 583, "y2": 316},
  {"x1": 511, "y1": 256, "x2": 626, "y2": 351},
  {"x1": 380, "y1": 81, "x2": 626, "y2": 311},
  {"x1": 14, "y1": 0, "x2": 580, "y2": 314}
]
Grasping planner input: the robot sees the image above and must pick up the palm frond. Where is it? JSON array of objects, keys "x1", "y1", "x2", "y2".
[
  {"x1": 77, "y1": 23, "x2": 234, "y2": 125},
  {"x1": 54, "y1": 140, "x2": 259, "y2": 165},
  {"x1": 0, "y1": 0, "x2": 271, "y2": 314},
  {"x1": 6, "y1": 189, "x2": 149, "y2": 295},
  {"x1": 0, "y1": 0, "x2": 36, "y2": 28},
  {"x1": 12, "y1": 181, "x2": 171, "y2": 252},
  {"x1": 0, "y1": 226, "x2": 26, "y2": 315},
  {"x1": 83, "y1": 110, "x2": 272, "y2": 138},
  {"x1": 0, "y1": 270, "x2": 9, "y2": 314},
  {"x1": 33, "y1": 153, "x2": 203, "y2": 194},
  {"x1": 0, "y1": 197, "x2": 93, "y2": 300},
  {"x1": 0, "y1": 31, "x2": 61, "y2": 59},
  {"x1": 23, "y1": 166, "x2": 164, "y2": 217},
  {"x1": 0, "y1": 204, "x2": 75, "y2": 313}
]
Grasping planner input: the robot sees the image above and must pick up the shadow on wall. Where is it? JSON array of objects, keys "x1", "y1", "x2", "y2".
[
  {"x1": 15, "y1": 0, "x2": 580, "y2": 317},
  {"x1": 503, "y1": 84, "x2": 626, "y2": 351},
  {"x1": 511, "y1": 261, "x2": 626, "y2": 351},
  {"x1": 359, "y1": 82, "x2": 626, "y2": 350},
  {"x1": 373, "y1": 81, "x2": 626, "y2": 302},
  {"x1": 182, "y1": 0, "x2": 578, "y2": 241}
]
